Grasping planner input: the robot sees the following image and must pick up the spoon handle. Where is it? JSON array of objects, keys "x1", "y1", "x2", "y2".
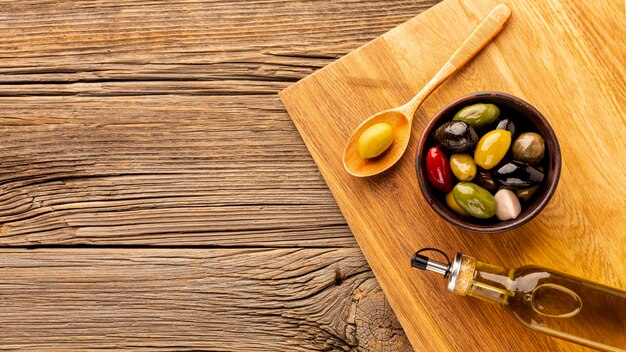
[
  {"x1": 399, "y1": 3, "x2": 512, "y2": 117},
  {"x1": 448, "y1": 3, "x2": 512, "y2": 69}
]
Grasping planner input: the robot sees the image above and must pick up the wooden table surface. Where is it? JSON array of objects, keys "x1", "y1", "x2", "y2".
[{"x1": 0, "y1": 1, "x2": 447, "y2": 350}]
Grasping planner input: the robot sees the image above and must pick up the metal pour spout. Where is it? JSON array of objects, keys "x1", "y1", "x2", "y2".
[{"x1": 411, "y1": 248, "x2": 452, "y2": 277}]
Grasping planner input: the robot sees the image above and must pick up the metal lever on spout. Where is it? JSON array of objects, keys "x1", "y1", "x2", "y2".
[{"x1": 411, "y1": 247, "x2": 452, "y2": 277}]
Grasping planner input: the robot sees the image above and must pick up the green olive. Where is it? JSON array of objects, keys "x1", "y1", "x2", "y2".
[
  {"x1": 512, "y1": 132, "x2": 545, "y2": 166},
  {"x1": 453, "y1": 103, "x2": 500, "y2": 128},
  {"x1": 453, "y1": 182, "x2": 496, "y2": 219},
  {"x1": 515, "y1": 185, "x2": 540, "y2": 202},
  {"x1": 358, "y1": 123, "x2": 394, "y2": 159},
  {"x1": 450, "y1": 154, "x2": 477, "y2": 181}
]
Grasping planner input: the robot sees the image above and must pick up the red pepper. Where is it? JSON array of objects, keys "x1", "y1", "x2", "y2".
[{"x1": 426, "y1": 146, "x2": 453, "y2": 192}]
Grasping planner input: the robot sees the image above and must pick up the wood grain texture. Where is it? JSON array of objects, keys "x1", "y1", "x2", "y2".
[
  {"x1": 0, "y1": 95, "x2": 355, "y2": 247},
  {"x1": 0, "y1": 0, "x2": 437, "y2": 247},
  {"x1": 0, "y1": 248, "x2": 411, "y2": 351},
  {"x1": 0, "y1": 0, "x2": 436, "y2": 96},
  {"x1": 0, "y1": 0, "x2": 445, "y2": 350},
  {"x1": 281, "y1": 0, "x2": 625, "y2": 351}
]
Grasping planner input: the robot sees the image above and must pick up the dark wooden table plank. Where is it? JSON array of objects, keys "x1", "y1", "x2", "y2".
[
  {"x1": 0, "y1": 96, "x2": 354, "y2": 247},
  {"x1": 0, "y1": 0, "x2": 436, "y2": 95},
  {"x1": 0, "y1": 248, "x2": 411, "y2": 351},
  {"x1": 0, "y1": 0, "x2": 441, "y2": 350}
]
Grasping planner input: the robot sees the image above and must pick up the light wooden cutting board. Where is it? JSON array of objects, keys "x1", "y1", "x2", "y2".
[{"x1": 279, "y1": 0, "x2": 625, "y2": 350}]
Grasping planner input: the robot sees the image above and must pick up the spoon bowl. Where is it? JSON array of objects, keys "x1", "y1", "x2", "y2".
[
  {"x1": 342, "y1": 3, "x2": 511, "y2": 177},
  {"x1": 343, "y1": 109, "x2": 411, "y2": 177}
]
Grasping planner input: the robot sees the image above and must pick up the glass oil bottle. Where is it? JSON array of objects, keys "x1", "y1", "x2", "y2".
[{"x1": 411, "y1": 248, "x2": 626, "y2": 351}]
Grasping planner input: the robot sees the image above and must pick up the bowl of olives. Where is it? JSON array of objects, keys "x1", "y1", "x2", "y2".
[{"x1": 415, "y1": 92, "x2": 561, "y2": 233}]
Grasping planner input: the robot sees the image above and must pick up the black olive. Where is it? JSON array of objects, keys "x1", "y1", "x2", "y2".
[
  {"x1": 495, "y1": 118, "x2": 517, "y2": 137},
  {"x1": 475, "y1": 168, "x2": 499, "y2": 192},
  {"x1": 493, "y1": 161, "x2": 544, "y2": 189},
  {"x1": 433, "y1": 121, "x2": 478, "y2": 153}
]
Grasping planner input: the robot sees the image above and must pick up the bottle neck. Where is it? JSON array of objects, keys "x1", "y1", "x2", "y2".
[
  {"x1": 410, "y1": 250, "x2": 514, "y2": 305},
  {"x1": 448, "y1": 254, "x2": 514, "y2": 305}
]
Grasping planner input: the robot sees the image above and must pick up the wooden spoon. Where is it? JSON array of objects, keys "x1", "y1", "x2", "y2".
[{"x1": 343, "y1": 3, "x2": 512, "y2": 177}]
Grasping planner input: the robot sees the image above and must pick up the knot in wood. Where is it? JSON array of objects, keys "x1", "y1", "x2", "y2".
[{"x1": 350, "y1": 279, "x2": 411, "y2": 351}]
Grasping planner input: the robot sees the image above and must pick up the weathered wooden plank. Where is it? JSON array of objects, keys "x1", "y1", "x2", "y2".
[
  {"x1": 0, "y1": 248, "x2": 411, "y2": 351},
  {"x1": 0, "y1": 0, "x2": 439, "y2": 96},
  {"x1": 0, "y1": 95, "x2": 356, "y2": 246},
  {"x1": 0, "y1": 0, "x2": 441, "y2": 246},
  {"x1": 0, "y1": 0, "x2": 441, "y2": 349}
]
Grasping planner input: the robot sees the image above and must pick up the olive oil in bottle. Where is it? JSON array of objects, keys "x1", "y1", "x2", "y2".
[{"x1": 411, "y1": 248, "x2": 626, "y2": 352}]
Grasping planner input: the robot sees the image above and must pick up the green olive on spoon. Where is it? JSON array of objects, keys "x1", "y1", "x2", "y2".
[{"x1": 343, "y1": 3, "x2": 511, "y2": 177}]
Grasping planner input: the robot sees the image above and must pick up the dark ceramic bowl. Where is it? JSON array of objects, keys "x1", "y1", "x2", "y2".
[{"x1": 416, "y1": 92, "x2": 561, "y2": 233}]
